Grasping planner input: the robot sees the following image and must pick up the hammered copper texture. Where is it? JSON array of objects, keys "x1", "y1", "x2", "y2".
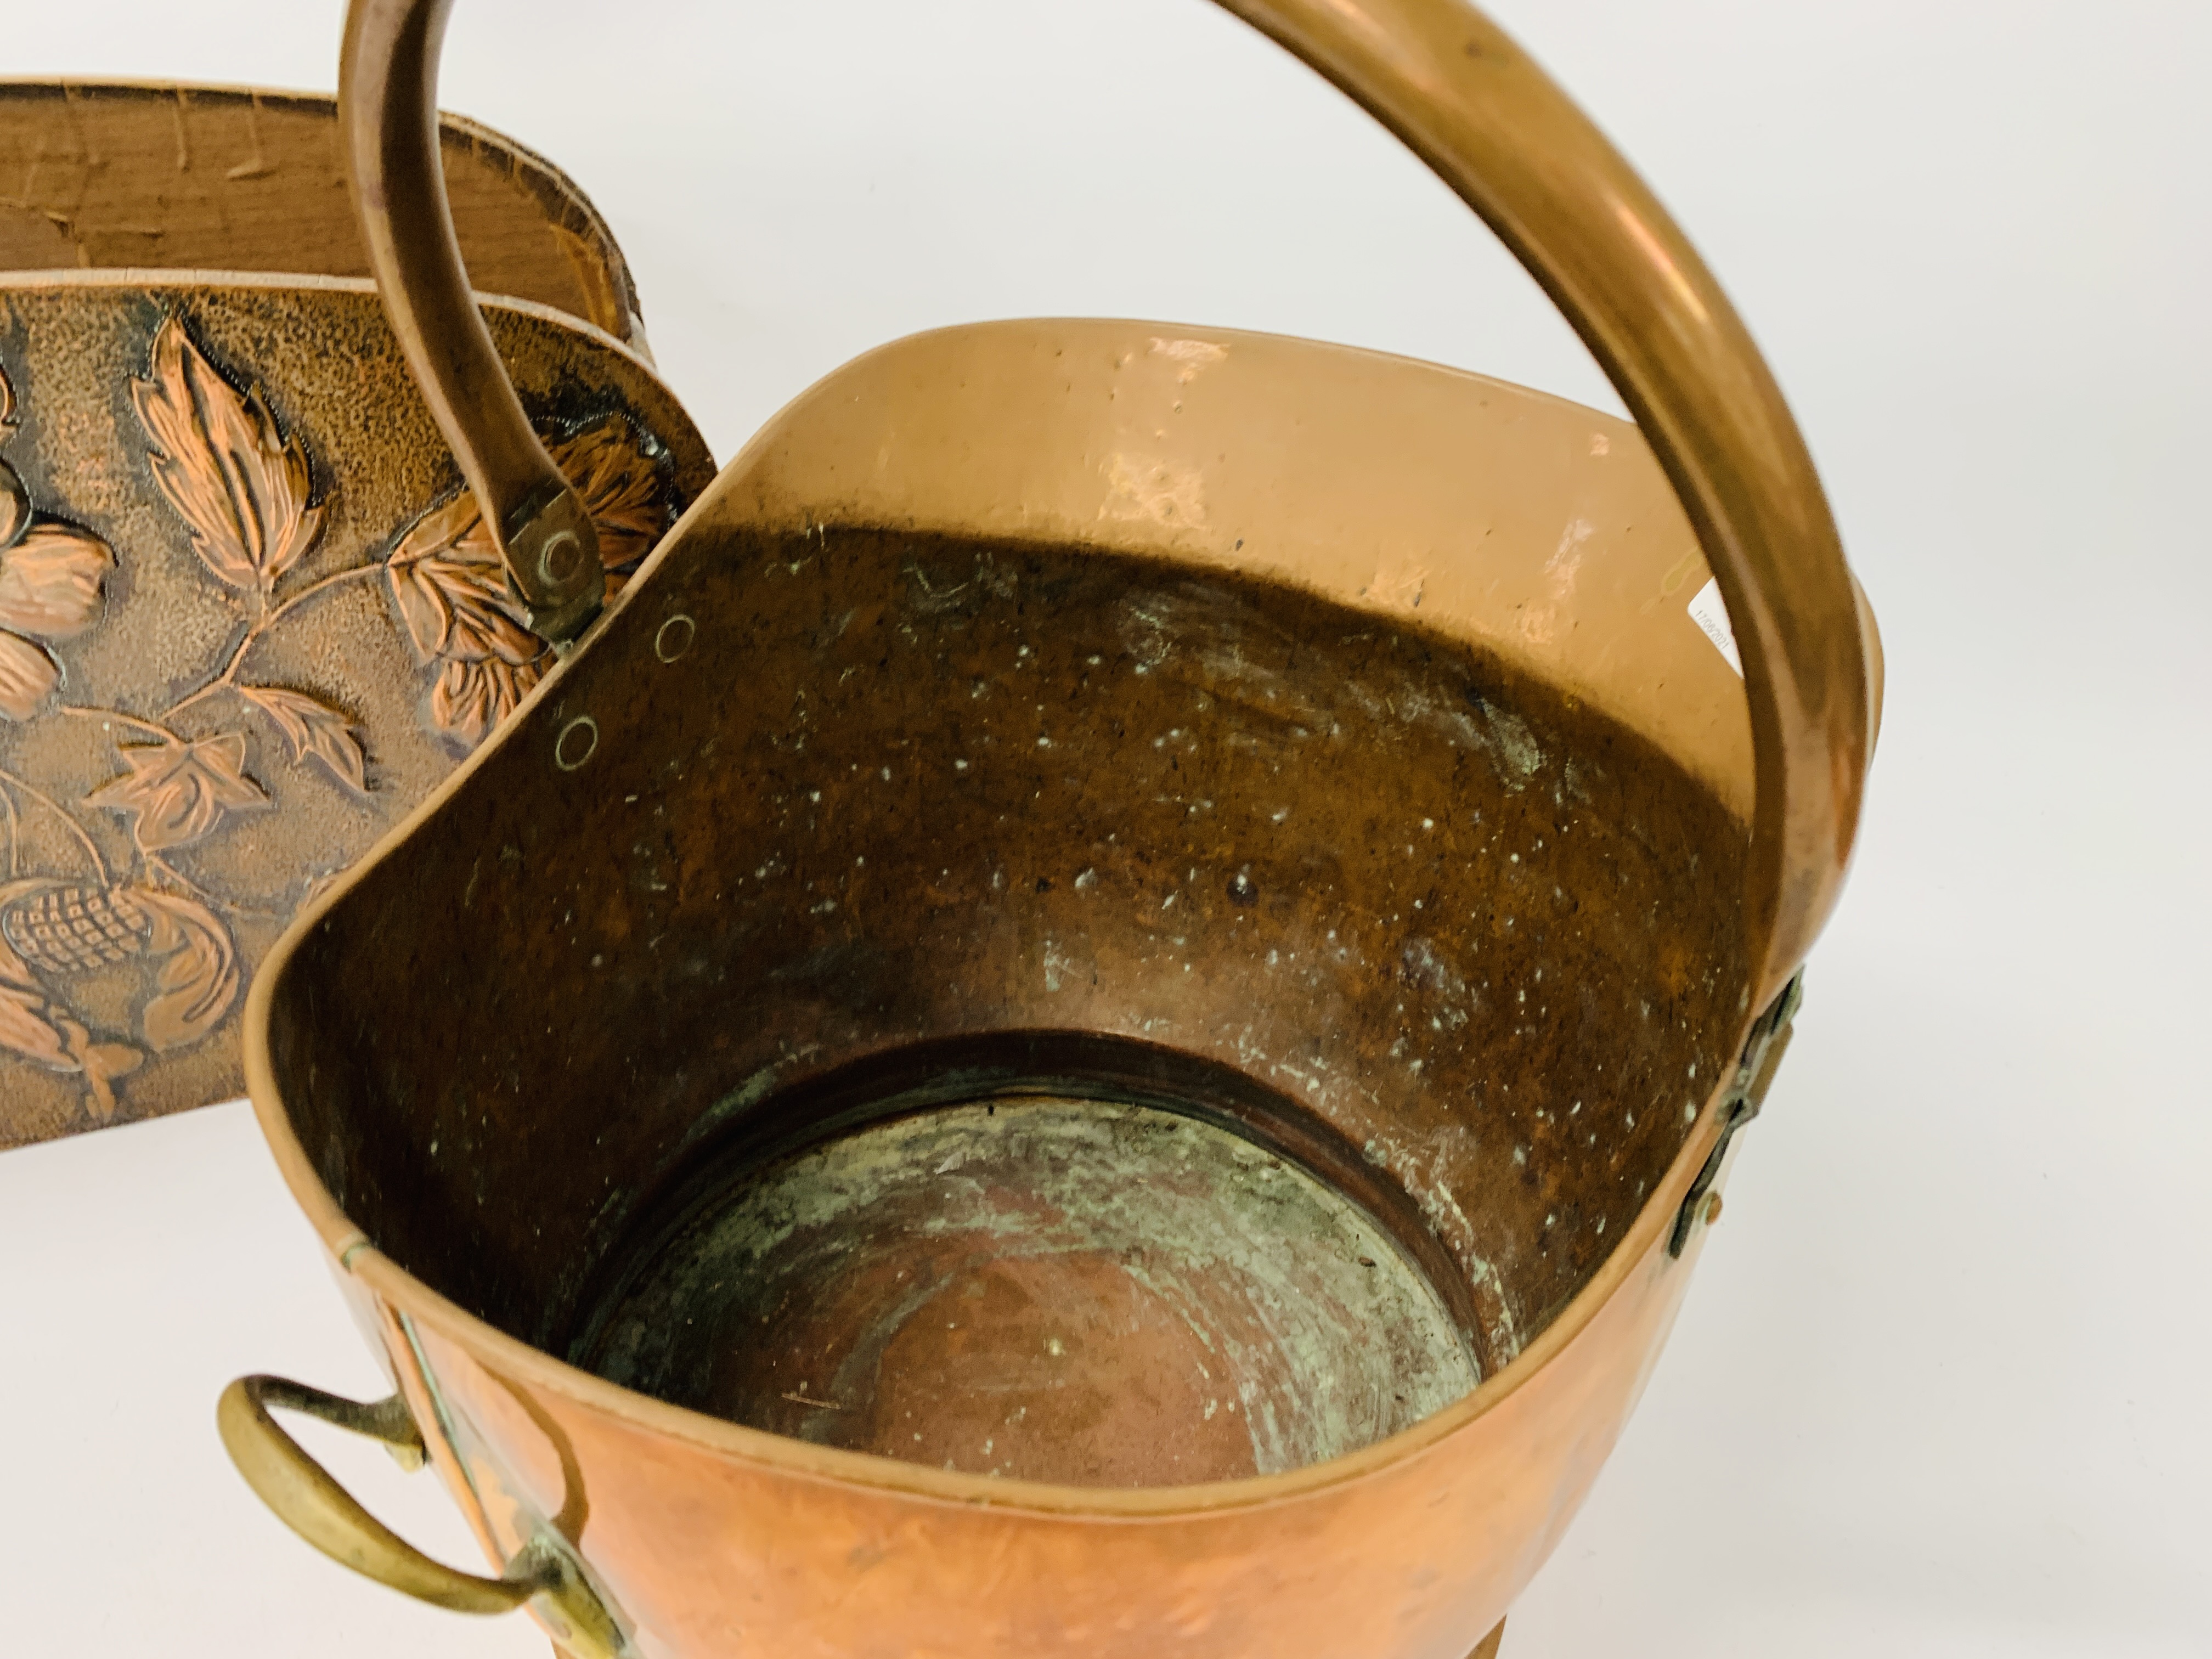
[
  {"x1": 274, "y1": 521, "x2": 1747, "y2": 1378},
  {"x1": 0, "y1": 281, "x2": 710, "y2": 1146},
  {"x1": 267, "y1": 519, "x2": 1748, "y2": 1658},
  {"x1": 223, "y1": 0, "x2": 1877, "y2": 1647},
  {"x1": 0, "y1": 82, "x2": 647, "y2": 349},
  {"x1": 238, "y1": 308, "x2": 1847, "y2": 1657}
]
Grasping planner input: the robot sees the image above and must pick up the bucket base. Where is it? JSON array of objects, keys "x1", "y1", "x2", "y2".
[
  {"x1": 577, "y1": 1093, "x2": 1481, "y2": 1487},
  {"x1": 550, "y1": 1618, "x2": 1507, "y2": 1658}
]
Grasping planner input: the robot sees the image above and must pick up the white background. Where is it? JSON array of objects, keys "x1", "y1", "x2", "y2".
[{"x1": 3, "y1": 2, "x2": 2208, "y2": 1655}]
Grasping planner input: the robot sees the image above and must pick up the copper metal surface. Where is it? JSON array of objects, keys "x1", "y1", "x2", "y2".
[
  {"x1": 0, "y1": 84, "x2": 710, "y2": 1147},
  {"x1": 341, "y1": 0, "x2": 1873, "y2": 1007},
  {"x1": 576, "y1": 1094, "x2": 1480, "y2": 1487},
  {"x1": 223, "y1": 1, "x2": 1878, "y2": 1655},
  {"x1": 0, "y1": 81, "x2": 649, "y2": 352},
  {"x1": 342, "y1": 9, "x2": 606, "y2": 637},
  {"x1": 236, "y1": 323, "x2": 1866, "y2": 1655},
  {"x1": 0, "y1": 84, "x2": 704, "y2": 1149},
  {"x1": 0, "y1": 284, "x2": 708, "y2": 1147}
]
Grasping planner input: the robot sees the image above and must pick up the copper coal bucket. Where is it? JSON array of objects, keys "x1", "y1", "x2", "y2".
[
  {"x1": 221, "y1": 2, "x2": 1880, "y2": 1655},
  {"x1": 0, "y1": 78, "x2": 708, "y2": 1147}
]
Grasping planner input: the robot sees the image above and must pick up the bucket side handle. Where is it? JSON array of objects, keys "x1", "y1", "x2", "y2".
[
  {"x1": 216, "y1": 1374, "x2": 625, "y2": 1656},
  {"x1": 338, "y1": 0, "x2": 1871, "y2": 1006}
]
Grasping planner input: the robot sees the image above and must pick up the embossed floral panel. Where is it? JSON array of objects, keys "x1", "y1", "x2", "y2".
[{"x1": 0, "y1": 280, "x2": 710, "y2": 1146}]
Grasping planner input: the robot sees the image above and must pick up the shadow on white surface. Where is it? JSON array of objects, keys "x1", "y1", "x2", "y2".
[{"x1": 0, "y1": 1102, "x2": 546, "y2": 1658}]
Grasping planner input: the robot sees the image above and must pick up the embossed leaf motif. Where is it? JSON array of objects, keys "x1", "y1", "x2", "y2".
[
  {"x1": 553, "y1": 416, "x2": 668, "y2": 571},
  {"x1": 387, "y1": 489, "x2": 548, "y2": 665},
  {"x1": 131, "y1": 316, "x2": 324, "y2": 591},
  {"x1": 431, "y1": 657, "x2": 543, "y2": 753},
  {"x1": 240, "y1": 685, "x2": 368, "y2": 794},
  {"x1": 83, "y1": 731, "x2": 270, "y2": 852},
  {"x1": 0, "y1": 520, "x2": 115, "y2": 637},
  {"x1": 0, "y1": 454, "x2": 25, "y2": 550},
  {"x1": 0, "y1": 891, "x2": 72, "y2": 1073},
  {"x1": 0, "y1": 975, "x2": 71, "y2": 1071},
  {"x1": 133, "y1": 887, "x2": 239, "y2": 1052},
  {"x1": 386, "y1": 489, "x2": 551, "y2": 752},
  {"x1": 0, "y1": 627, "x2": 58, "y2": 722},
  {"x1": 386, "y1": 416, "x2": 671, "y2": 751},
  {"x1": 0, "y1": 515, "x2": 114, "y2": 721}
]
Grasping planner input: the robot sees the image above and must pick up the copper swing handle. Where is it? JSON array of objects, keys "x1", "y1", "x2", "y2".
[
  {"x1": 341, "y1": 0, "x2": 601, "y2": 645},
  {"x1": 340, "y1": 0, "x2": 1871, "y2": 1006}
]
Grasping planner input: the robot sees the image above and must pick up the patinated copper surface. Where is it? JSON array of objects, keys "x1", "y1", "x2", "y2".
[
  {"x1": 0, "y1": 283, "x2": 709, "y2": 1146},
  {"x1": 219, "y1": 0, "x2": 1878, "y2": 1654},
  {"x1": 584, "y1": 1096, "x2": 1482, "y2": 1487},
  {"x1": 237, "y1": 319, "x2": 1857, "y2": 1658},
  {"x1": 341, "y1": 0, "x2": 1874, "y2": 1007},
  {"x1": 283, "y1": 522, "x2": 1745, "y2": 1366}
]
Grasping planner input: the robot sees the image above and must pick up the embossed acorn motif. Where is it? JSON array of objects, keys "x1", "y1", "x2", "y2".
[
  {"x1": 0, "y1": 875, "x2": 237, "y2": 1119},
  {"x1": 1, "y1": 881, "x2": 155, "y2": 975}
]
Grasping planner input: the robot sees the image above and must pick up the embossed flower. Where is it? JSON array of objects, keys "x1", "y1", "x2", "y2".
[
  {"x1": 0, "y1": 456, "x2": 115, "y2": 722},
  {"x1": 385, "y1": 416, "x2": 673, "y2": 752}
]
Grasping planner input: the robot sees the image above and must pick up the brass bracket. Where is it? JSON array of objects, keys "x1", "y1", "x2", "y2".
[
  {"x1": 1667, "y1": 970, "x2": 1803, "y2": 1259},
  {"x1": 503, "y1": 484, "x2": 603, "y2": 645}
]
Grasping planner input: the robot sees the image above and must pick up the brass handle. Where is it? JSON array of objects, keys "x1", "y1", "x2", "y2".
[
  {"x1": 217, "y1": 1375, "x2": 624, "y2": 1651},
  {"x1": 338, "y1": 0, "x2": 1870, "y2": 1005}
]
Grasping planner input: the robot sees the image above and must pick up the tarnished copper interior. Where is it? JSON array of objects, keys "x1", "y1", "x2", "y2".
[
  {"x1": 581, "y1": 1092, "x2": 1482, "y2": 1486},
  {"x1": 220, "y1": 0, "x2": 1871, "y2": 1637},
  {"x1": 267, "y1": 525, "x2": 1748, "y2": 1487}
]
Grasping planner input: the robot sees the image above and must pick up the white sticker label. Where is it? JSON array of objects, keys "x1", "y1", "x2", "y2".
[{"x1": 1687, "y1": 576, "x2": 1742, "y2": 676}]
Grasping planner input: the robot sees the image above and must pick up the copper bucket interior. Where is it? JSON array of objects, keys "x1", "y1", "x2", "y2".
[
  {"x1": 264, "y1": 330, "x2": 1757, "y2": 1489},
  {"x1": 225, "y1": 1, "x2": 1874, "y2": 1651}
]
